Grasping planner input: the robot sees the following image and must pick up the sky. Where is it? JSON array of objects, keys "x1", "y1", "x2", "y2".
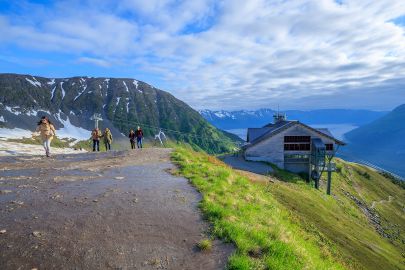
[{"x1": 0, "y1": 0, "x2": 405, "y2": 111}]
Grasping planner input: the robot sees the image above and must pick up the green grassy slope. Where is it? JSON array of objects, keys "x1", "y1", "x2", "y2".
[{"x1": 172, "y1": 146, "x2": 404, "y2": 270}]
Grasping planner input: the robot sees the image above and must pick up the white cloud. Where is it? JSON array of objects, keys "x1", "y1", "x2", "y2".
[
  {"x1": 77, "y1": 57, "x2": 111, "y2": 67},
  {"x1": 0, "y1": 0, "x2": 405, "y2": 110}
]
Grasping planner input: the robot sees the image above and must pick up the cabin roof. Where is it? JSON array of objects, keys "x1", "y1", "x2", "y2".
[{"x1": 244, "y1": 120, "x2": 345, "y2": 149}]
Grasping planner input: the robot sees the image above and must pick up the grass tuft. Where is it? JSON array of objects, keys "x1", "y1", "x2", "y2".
[{"x1": 197, "y1": 239, "x2": 213, "y2": 251}]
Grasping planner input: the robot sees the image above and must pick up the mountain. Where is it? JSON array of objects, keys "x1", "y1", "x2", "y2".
[
  {"x1": 200, "y1": 108, "x2": 387, "y2": 130},
  {"x1": 341, "y1": 104, "x2": 405, "y2": 178},
  {"x1": 0, "y1": 73, "x2": 240, "y2": 153}
]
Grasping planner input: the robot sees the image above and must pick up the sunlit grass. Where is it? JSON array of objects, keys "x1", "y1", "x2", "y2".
[{"x1": 171, "y1": 146, "x2": 347, "y2": 270}]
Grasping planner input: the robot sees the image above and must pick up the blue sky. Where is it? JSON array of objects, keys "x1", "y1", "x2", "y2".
[{"x1": 0, "y1": 0, "x2": 405, "y2": 111}]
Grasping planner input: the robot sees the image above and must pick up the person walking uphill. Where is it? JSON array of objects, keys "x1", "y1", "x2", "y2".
[
  {"x1": 135, "y1": 126, "x2": 143, "y2": 148},
  {"x1": 35, "y1": 116, "x2": 56, "y2": 157},
  {"x1": 103, "y1": 128, "x2": 113, "y2": 151},
  {"x1": 129, "y1": 129, "x2": 136, "y2": 149},
  {"x1": 91, "y1": 128, "x2": 102, "y2": 152}
]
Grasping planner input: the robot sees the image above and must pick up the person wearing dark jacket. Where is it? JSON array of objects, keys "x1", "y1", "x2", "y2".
[
  {"x1": 135, "y1": 126, "x2": 143, "y2": 148},
  {"x1": 91, "y1": 128, "x2": 102, "y2": 152},
  {"x1": 129, "y1": 129, "x2": 136, "y2": 149}
]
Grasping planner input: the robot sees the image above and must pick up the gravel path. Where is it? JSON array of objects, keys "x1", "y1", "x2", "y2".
[{"x1": 0, "y1": 148, "x2": 232, "y2": 269}]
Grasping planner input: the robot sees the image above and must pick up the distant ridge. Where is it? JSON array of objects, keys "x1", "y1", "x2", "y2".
[
  {"x1": 342, "y1": 104, "x2": 405, "y2": 178},
  {"x1": 200, "y1": 108, "x2": 388, "y2": 130}
]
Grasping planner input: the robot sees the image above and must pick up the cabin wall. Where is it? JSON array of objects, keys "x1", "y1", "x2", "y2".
[{"x1": 244, "y1": 124, "x2": 337, "y2": 172}]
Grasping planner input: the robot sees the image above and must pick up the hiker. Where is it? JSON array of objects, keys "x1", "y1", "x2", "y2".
[
  {"x1": 35, "y1": 116, "x2": 56, "y2": 157},
  {"x1": 129, "y1": 129, "x2": 136, "y2": 149},
  {"x1": 103, "y1": 128, "x2": 113, "y2": 151},
  {"x1": 135, "y1": 126, "x2": 143, "y2": 148},
  {"x1": 91, "y1": 128, "x2": 102, "y2": 152}
]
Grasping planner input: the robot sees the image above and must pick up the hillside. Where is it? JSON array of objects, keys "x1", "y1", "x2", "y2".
[
  {"x1": 172, "y1": 146, "x2": 405, "y2": 270},
  {"x1": 0, "y1": 73, "x2": 240, "y2": 153},
  {"x1": 342, "y1": 104, "x2": 405, "y2": 178},
  {"x1": 200, "y1": 109, "x2": 387, "y2": 130}
]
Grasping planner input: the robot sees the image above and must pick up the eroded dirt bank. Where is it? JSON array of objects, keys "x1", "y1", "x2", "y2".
[{"x1": 0, "y1": 148, "x2": 232, "y2": 269}]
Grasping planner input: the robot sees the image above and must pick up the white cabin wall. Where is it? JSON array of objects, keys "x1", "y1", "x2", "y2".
[{"x1": 244, "y1": 123, "x2": 338, "y2": 170}]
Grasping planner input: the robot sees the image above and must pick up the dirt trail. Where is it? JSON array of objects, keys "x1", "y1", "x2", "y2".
[
  {"x1": 371, "y1": 195, "x2": 394, "y2": 209},
  {"x1": 0, "y1": 148, "x2": 232, "y2": 270}
]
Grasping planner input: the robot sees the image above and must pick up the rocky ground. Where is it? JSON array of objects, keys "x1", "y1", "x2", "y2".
[{"x1": 0, "y1": 148, "x2": 232, "y2": 269}]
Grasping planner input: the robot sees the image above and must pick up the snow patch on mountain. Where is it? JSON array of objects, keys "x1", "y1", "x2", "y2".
[
  {"x1": 60, "y1": 82, "x2": 66, "y2": 99},
  {"x1": 26, "y1": 109, "x2": 51, "y2": 117},
  {"x1": 25, "y1": 77, "x2": 41, "y2": 87},
  {"x1": 116, "y1": 97, "x2": 121, "y2": 106},
  {"x1": 55, "y1": 113, "x2": 91, "y2": 141},
  {"x1": 0, "y1": 116, "x2": 6, "y2": 122},
  {"x1": 47, "y1": 79, "x2": 55, "y2": 85},
  {"x1": 214, "y1": 111, "x2": 231, "y2": 118},
  {"x1": 126, "y1": 98, "x2": 130, "y2": 113},
  {"x1": 74, "y1": 84, "x2": 87, "y2": 101},
  {"x1": 5, "y1": 106, "x2": 22, "y2": 115},
  {"x1": 133, "y1": 80, "x2": 138, "y2": 89},
  {"x1": 123, "y1": 81, "x2": 129, "y2": 92},
  {"x1": 51, "y1": 86, "x2": 56, "y2": 100}
]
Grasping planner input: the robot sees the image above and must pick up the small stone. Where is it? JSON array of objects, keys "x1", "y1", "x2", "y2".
[
  {"x1": 32, "y1": 231, "x2": 43, "y2": 238},
  {"x1": 0, "y1": 229, "x2": 6, "y2": 234},
  {"x1": 114, "y1": 176, "x2": 125, "y2": 180},
  {"x1": 0, "y1": 190, "x2": 12, "y2": 194},
  {"x1": 93, "y1": 199, "x2": 98, "y2": 202},
  {"x1": 11, "y1": 200, "x2": 24, "y2": 206}
]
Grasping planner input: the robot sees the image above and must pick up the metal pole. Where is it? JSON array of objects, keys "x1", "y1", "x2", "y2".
[
  {"x1": 90, "y1": 113, "x2": 103, "y2": 129},
  {"x1": 327, "y1": 162, "x2": 332, "y2": 195}
]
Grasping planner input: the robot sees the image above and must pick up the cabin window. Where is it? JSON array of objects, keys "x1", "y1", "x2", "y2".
[
  {"x1": 325, "y1": 144, "x2": 334, "y2": 151},
  {"x1": 284, "y1": 136, "x2": 310, "y2": 142},
  {"x1": 284, "y1": 143, "x2": 310, "y2": 151}
]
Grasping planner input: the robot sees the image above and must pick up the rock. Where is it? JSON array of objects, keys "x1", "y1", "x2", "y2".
[
  {"x1": 0, "y1": 190, "x2": 12, "y2": 195},
  {"x1": 93, "y1": 199, "x2": 98, "y2": 202},
  {"x1": 114, "y1": 176, "x2": 125, "y2": 180},
  {"x1": 32, "y1": 231, "x2": 43, "y2": 238},
  {"x1": 11, "y1": 200, "x2": 24, "y2": 206},
  {"x1": 51, "y1": 194, "x2": 63, "y2": 200},
  {"x1": 0, "y1": 229, "x2": 6, "y2": 234}
]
